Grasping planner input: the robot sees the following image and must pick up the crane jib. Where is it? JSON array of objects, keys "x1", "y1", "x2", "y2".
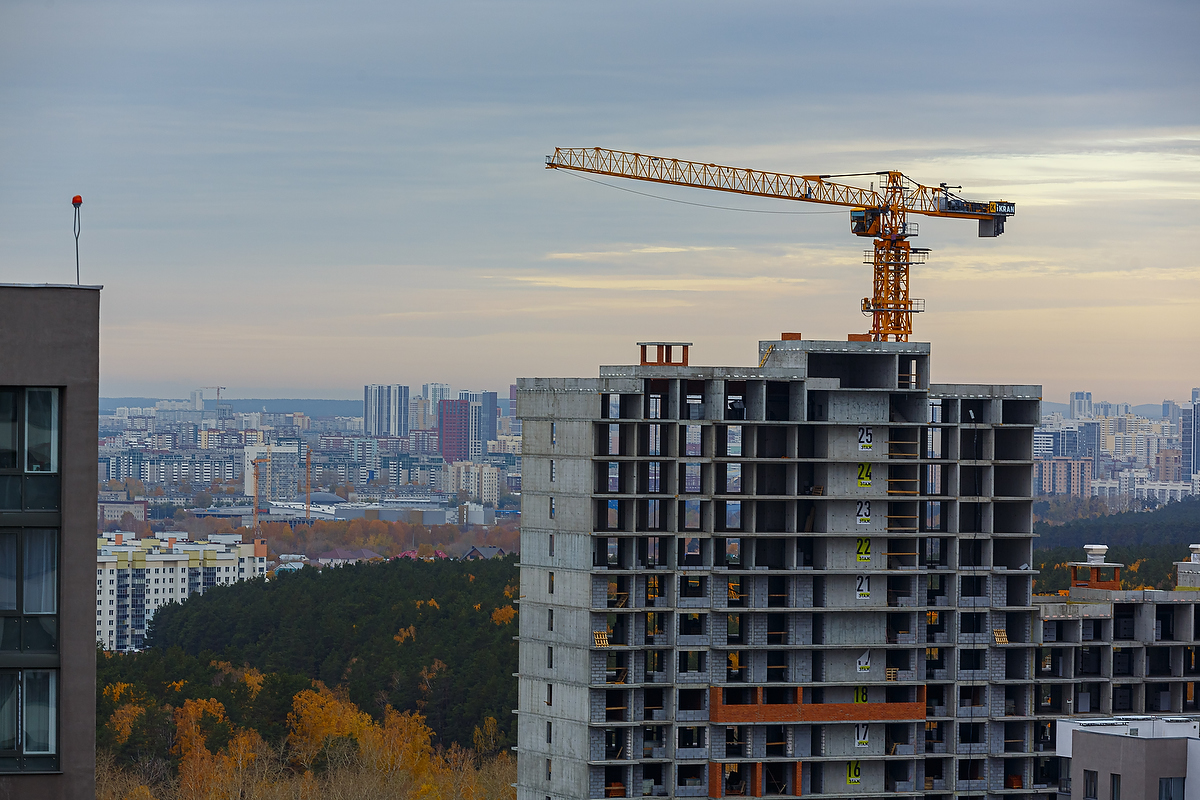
[{"x1": 547, "y1": 148, "x2": 1015, "y2": 221}]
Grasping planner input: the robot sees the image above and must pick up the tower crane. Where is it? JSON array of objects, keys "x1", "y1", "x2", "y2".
[
  {"x1": 545, "y1": 147, "x2": 1015, "y2": 342},
  {"x1": 200, "y1": 386, "x2": 226, "y2": 406}
]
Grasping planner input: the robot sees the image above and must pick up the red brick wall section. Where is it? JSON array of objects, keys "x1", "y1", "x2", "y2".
[
  {"x1": 708, "y1": 686, "x2": 927, "y2": 724},
  {"x1": 709, "y1": 762, "x2": 723, "y2": 798},
  {"x1": 710, "y1": 686, "x2": 805, "y2": 723},
  {"x1": 798, "y1": 701, "x2": 925, "y2": 722}
]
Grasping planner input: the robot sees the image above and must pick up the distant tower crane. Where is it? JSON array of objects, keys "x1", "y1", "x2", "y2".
[
  {"x1": 252, "y1": 456, "x2": 269, "y2": 535},
  {"x1": 200, "y1": 386, "x2": 226, "y2": 407},
  {"x1": 545, "y1": 147, "x2": 1016, "y2": 342}
]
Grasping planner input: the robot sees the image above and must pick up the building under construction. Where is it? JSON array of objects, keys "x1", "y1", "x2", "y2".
[{"x1": 516, "y1": 335, "x2": 1044, "y2": 799}]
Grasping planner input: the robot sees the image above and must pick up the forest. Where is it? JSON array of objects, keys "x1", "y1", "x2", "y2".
[
  {"x1": 1035, "y1": 496, "x2": 1200, "y2": 550},
  {"x1": 1032, "y1": 497, "x2": 1200, "y2": 592},
  {"x1": 97, "y1": 557, "x2": 520, "y2": 799}
]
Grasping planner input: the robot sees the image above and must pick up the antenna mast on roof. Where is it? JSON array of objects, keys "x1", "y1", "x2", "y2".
[{"x1": 71, "y1": 195, "x2": 82, "y2": 285}]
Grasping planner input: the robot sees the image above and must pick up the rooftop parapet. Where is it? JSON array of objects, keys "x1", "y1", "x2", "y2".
[
  {"x1": 1070, "y1": 586, "x2": 1198, "y2": 603},
  {"x1": 1175, "y1": 544, "x2": 1200, "y2": 589},
  {"x1": 1032, "y1": 601, "x2": 1113, "y2": 619}
]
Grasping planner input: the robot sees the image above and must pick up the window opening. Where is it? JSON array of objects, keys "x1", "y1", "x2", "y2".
[{"x1": 725, "y1": 463, "x2": 741, "y2": 493}]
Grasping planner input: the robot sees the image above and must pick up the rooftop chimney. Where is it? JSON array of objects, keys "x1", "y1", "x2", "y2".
[{"x1": 1084, "y1": 544, "x2": 1109, "y2": 564}]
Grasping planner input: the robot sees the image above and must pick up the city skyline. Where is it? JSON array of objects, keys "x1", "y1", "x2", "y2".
[
  {"x1": 2, "y1": 2, "x2": 1197, "y2": 402},
  {"x1": 96, "y1": 389, "x2": 1199, "y2": 413}
]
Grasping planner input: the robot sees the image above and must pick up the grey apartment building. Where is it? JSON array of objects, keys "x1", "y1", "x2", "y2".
[
  {"x1": 0, "y1": 284, "x2": 100, "y2": 797},
  {"x1": 516, "y1": 336, "x2": 1043, "y2": 800}
]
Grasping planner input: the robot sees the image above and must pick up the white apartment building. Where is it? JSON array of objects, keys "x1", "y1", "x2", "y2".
[
  {"x1": 1091, "y1": 474, "x2": 1195, "y2": 504},
  {"x1": 96, "y1": 533, "x2": 268, "y2": 652},
  {"x1": 449, "y1": 460, "x2": 500, "y2": 506}
]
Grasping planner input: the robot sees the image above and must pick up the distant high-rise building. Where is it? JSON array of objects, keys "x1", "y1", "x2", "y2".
[
  {"x1": 438, "y1": 399, "x2": 470, "y2": 465},
  {"x1": 409, "y1": 396, "x2": 434, "y2": 431},
  {"x1": 482, "y1": 390, "x2": 498, "y2": 445},
  {"x1": 1094, "y1": 400, "x2": 1131, "y2": 418},
  {"x1": 1069, "y1": 390, "x2": 1093, "y2": 419},
  {"x1": 1184, "y1": 404, "x2": 1198, "y2": 478},
  {"x1": 456, "y1": 390, "x2": 498, "y2": 461},
  {"x1": 244, "y1": 444, "x2": 302, "y2": 500},
  {"x1": 363, "y1": 384, "x2": 409, "y2": 437},
  {"x1": 1035, "y1": 457, "x2": 1093, "y2": 496},
  {"x1": 1155, "y1": 449, "x2": 1184, "y2": 483},
  {"x1": 1164, "y1": 399, "x2": 1183, "y2": 425},
  {"x1": 1193, "y1": 388, "x2": 1200, "y2": 403},
  {"x1": 424, "y1": 383, "x2": 452, "y2": 426}
]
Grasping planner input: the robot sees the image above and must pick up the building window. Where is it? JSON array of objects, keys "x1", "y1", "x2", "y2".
[
  {"x1": 548, "y1": 534, "x2": 554, "y2": 558},
  {"x1": 1160, "y1": 778, "x2": 1185, "y2": 800},
  {"x1": 1111, "y1": 774, "x2": 1121, "y2": 800},
  {"x1": 546, "y1": 646, "x2": 553, "y2": 669},
  {"x1": 550, "y1": 423, "x2": 556, "y2": 446},
  {"x1": 547, "y1": 608, "x2": 554, "y2": 631},
  {"x1": 545, "y1": 684, "x2": 553, "y2": 706},
  {"x1": 545, "y1": 758, "x2": 552, "y2": 781},
  {"x1": 549, "y1": 460, "x2": 555, "y2": 482},
  {"x1": 1, "y1": 529, "x2": 60, "y2": 645},
  {"x1": 23, "y1": 390, "x2": 58, "y2": 474},
  {"x1": 547, "y1": 572, "x2": 554, "y2": 595},
  {"x1": 1084, "y1": 770, "x2": 1098, "y2": 800},
  {"x1": 960, "y1": 649, "x2": 985, "y2": 671},
  {"x1": 545, "y1": 721, "x2": 552, "y2": 744},
  {"x1": 548, "y1": 497, "x2": 555, "y2": 519},
  {"x1": 0, "y1": 670, "x2": 58, "y2": 764}
]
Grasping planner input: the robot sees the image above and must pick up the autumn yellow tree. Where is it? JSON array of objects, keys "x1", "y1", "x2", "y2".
[
  {"x1": 286, "y1": 682, "x2": 372, "y2": 769},
  {"x1": 102, "y1": 682, "x2": 149, "y2": 746},
  {"x1": 172, "y1": 698, "x2": 227, "y2": 800},
  {"x1": 472, "y1": 717, "x2": 499, "y2": 756}
]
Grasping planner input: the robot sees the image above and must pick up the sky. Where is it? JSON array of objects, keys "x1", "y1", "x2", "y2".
[{"x1": 2, "y1": 0, "x2": 1198, "y2": 404}]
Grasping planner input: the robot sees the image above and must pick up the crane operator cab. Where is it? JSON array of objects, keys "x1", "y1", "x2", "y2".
[{"x1": 850, "y1": 207, "x2": 882, "y2": 237}]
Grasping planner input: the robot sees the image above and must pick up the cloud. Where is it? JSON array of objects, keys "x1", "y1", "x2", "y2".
[{"x1": 2, "y1": 0, "x2": 1198, "y2": 402}]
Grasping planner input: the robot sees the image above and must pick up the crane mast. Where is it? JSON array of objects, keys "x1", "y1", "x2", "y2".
[{"x1": 545, "y1": 147, "x2": 1014, "y2": 342}]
